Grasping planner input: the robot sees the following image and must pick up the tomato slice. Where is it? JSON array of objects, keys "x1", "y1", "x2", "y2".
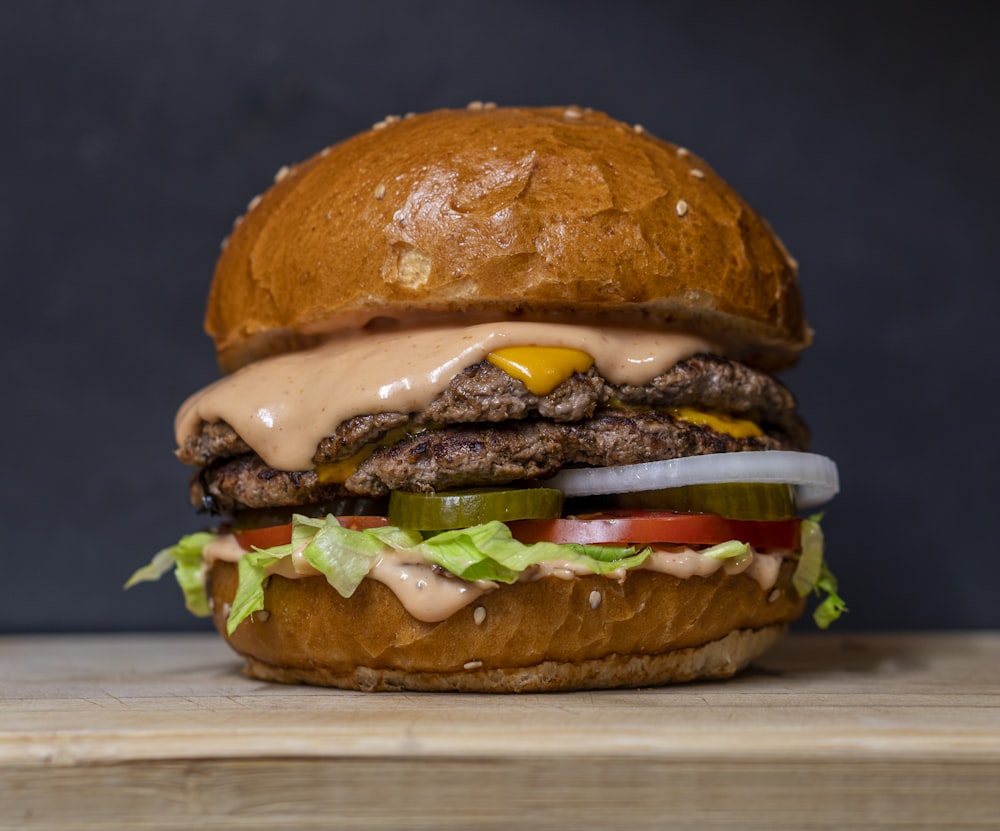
[
  {"x1": 233, "y1": 524, "x2": 292, "y2": 551},
  {"x1": 233, "y1": 516, "x2": 389, "y2": 551},
  {"x1": 336, "y1": 515, "x2": 391, "y2": 532},
  {"x1": 230, "y1": 512, "x2": 798, "y2": 552},
  {"x1": 507, "y1": 510, "x2": 800, "y2": 550}
]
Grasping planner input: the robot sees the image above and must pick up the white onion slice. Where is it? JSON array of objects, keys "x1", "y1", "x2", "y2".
[{"x1": 546, "y1": 451, "x2": 840, "y2": 509}]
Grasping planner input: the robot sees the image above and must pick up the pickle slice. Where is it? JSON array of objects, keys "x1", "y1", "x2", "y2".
[
  {"x1": 615, "y1": 483, "x2": 795, "y2": 520},
  {"x1": 389, "y1": 488, "x2": 565, "y2": 530}
]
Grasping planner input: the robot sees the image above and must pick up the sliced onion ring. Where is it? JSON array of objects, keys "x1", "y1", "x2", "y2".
[{"x1": 546, "y1": 451, "x2": 839, "y2": 509}]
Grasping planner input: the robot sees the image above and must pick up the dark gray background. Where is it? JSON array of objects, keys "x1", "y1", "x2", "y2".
[{"x1": 3, "y1": 1, "x2": 997, "y2": 633}]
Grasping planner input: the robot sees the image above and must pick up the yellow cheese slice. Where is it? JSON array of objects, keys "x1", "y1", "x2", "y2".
[
  {"x1": 316, "y1": 427, "x2": 411, "y2": 483},
  {"x1": 486, "y1": 346, "x2": 594, "y2": 396},
  {"x1": 668, "y1": 407, "x2": 763, "y2": 439}
]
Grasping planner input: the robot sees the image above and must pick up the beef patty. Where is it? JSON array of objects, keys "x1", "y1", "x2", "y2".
[{"x1": 181, "y1": 354, "x2": 809, "y2": 515}]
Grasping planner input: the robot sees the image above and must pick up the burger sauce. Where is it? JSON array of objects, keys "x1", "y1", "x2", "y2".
[{"x1": 175, "y1": 322, "x2": 715, "y2": 471}]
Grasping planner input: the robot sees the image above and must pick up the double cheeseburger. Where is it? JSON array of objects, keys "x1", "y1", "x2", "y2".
[{"x1": 130, "y1": 104, "x2": 844, "y2": 692}]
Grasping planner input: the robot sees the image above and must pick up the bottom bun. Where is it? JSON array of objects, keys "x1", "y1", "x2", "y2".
[{"x1": 207, "y1": 560, "x2": 805, "y2": 692}]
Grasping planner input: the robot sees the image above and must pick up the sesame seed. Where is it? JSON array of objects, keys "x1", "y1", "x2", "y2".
[
  {"x1": 232, "y1": 215, "x2": 243, "y2": 229},
  {"x1": 767, "y1": 589, "x2": 781, "y2": 604},
  {"x1": 374, "y1": 183, "x2": 386, "y2": 200},
  {"x1": 208, "y1": 597, "x2": 215, "y2": 612},
  {"x1": 325, "y1": 210, "x2": 332, "y2": 220},
  {"x1": 467, "y1": 100, "x2": 484, "y2": 110},
  {"x1": 371, "y1": 116, "x2": 401, "y2": 130},
  {"x1": 473, "y1": 606, "x2": 486, "y2": 625},
  {"x1": 274, "y1": 165, "x2": 291, "y2": 182},
  {"x1": 676, "y1": 147, "x2": 690, "y2": 157},
  {"x1": 404, "y1": 111, "x2": 416, "y2": 119},
  {"x1": 483, "y1": 101, "x2": 497, "y2": 109},
  {"x1": 247, "y1": 194, "x2": 262, "y2": 211},
  {"x1": 254, "y1": 610, "x2": 271, "y2": 623},
  {"x1": 464, "y1": 660, "x2": 483, "y2": 670},
  {"x1": 222, "y1": 602, "x2": 231, "y2": 618},
  {"x1": 676, "y1": 200, "x2": 689, "y2": 217},
  {"x1": 219, "y1": 235, "x2": 229, "y2": 251},
  {"x1": 564, "y1": 107, "x2": 582, "y2": 120},
  {"x1": 633, "y1": 123, "x2": 645, "y2": 133},
  {"x1": 319, "y1": 146, "x2": 331, "y2": 157},
  {"x1": 589, "y1": 590, "x2": 602, "y2": 610},
  {"x1": 689, "y1": 168, "x2": 705, "y2": 179}
]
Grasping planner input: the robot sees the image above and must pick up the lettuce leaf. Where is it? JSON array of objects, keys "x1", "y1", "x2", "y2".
[
  {"x1": 792, "y1": 518, "x2": 824, "y2": 596},
  {"x1": 297, "y1": 516, "x2": 380, "y2": 595},
  {"x1": 124, "y1": 531, "x2": 214, "y2": 617},
  {"x1": 227, "y1": 548, "x2": 285, "y2": 635},
  {"x1": 791, "y1": 517, "x2": 847, "y2": 628},
  {"x1": 702, "y1": 539, "x2": 752, "y2": 562},
  {"x1": 415, "y1": 520, "x2": 649, "y2": 582},
  {"x1": 813, "y1": 560, "x2": 848, "y2": 629}
]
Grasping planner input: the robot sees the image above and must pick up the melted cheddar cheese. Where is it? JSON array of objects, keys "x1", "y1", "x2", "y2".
[
  {"x1": 316, "y1": 427, "x2": 412, "y2": 483},
  {"x1": 668, "y1": 407, "x2": 763, "y2": 439},
  {"x1": 486, "y1": 346, "x2": 594, "y2": 396}
]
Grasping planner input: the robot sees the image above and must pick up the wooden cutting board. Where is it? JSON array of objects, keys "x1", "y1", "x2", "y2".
[{"x1": 1, "y1": 632, "x2": 999, "y2": 830}]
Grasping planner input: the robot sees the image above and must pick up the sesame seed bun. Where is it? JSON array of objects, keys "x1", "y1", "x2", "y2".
[
  {"x1": 206, "y1": 558, "x2": 805, "y2": 692},
  {"x1": 207, "y1": 105, "x2": 809, "y2": 374},
  {"x1": 163, "y1": 105, "x2": 830, "y2": 693}
]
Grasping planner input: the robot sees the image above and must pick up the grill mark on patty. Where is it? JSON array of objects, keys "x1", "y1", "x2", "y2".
[
  {"x1": 192, "y1": 409, "x2": 796, "y2": 513},
  {"x1": 416, "y1": 361, "x2": 608, "y2": 424},
  {"x1": 178, "y1": 355, "x2": 807, "y2": 468}
]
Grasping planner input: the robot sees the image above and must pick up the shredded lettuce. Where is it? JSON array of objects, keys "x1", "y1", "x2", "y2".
[
  {"x1": 812, "y1": 560, "x2": 848, "y2": 629},
  {"x1": 792, "y1": 518, "x2": 824, "y2": 596},
  {"x1": 129, "y1": 513, "x2": 846, "y2": 634},
  {"x1": 791, "y1": 517, "x2": 847, "y2": 628},
  {"x1": 124, "y1": 531, "x2": 214, "y2": 617},
  {"x1": 299, "y1": 517, "x2": 392, "y2": 596},
  {"x1": 702, "y1": 539, "x2": 752, "y2": 562},
  {"x1": 415, "y1": 521, "x2": 648, "y2": 582},
  {"x1": 225, "y1": 548, "x2": 284, "y2": 634}
]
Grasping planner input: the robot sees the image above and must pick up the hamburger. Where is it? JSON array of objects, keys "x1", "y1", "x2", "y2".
[{"x1": 129, "y1": 104, "x2": 844, "y2": 692}]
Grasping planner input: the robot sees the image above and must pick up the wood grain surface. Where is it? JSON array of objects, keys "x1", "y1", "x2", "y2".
[{"x1": 1, "y1": 632, "x2": 998, "y2": 829}]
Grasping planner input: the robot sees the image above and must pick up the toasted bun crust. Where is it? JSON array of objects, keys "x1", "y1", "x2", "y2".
[
  {"x1": 208, "y1": 106, "x2": 808, "y2": 374},
  {"x1": 207, "y1": 559, "x2": 805, "y2": 692}
]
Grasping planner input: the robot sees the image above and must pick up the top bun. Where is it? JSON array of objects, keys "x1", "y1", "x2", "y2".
[{"x1": 207, "y1": 105, "x2": 809, "y2": 373}]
